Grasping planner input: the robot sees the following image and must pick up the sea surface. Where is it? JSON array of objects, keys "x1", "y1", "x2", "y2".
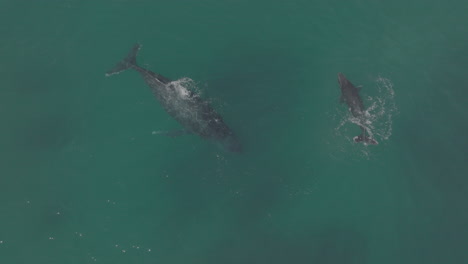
[{"x1": 1, "y1": 1, "x2": 467, "y2": 263}]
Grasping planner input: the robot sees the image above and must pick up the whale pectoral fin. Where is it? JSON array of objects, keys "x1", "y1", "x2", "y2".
[
  {"x1": 152, "y1": 129, "x2": 192, "y2": 137},
  {"x1": 106, "y1": 44, "x2": 141, "y2": 76}
]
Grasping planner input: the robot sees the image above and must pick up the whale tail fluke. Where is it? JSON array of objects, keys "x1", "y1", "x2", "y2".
[
  {"x1": 353, "y1": 126, "x2": 378, "y2": 145},
  {"x1": 106, "y1": 44, "x2": 141, "y2": 76},
  {"x1": 353, "y1": 134, "x2": 378, "y2": 145}
]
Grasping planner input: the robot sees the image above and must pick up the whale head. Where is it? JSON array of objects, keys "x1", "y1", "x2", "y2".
[{"x1": 337, "y1": 72, "x2": 350, "y2": 89}]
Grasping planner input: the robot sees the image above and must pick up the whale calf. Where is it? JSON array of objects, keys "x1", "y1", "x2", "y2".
[
  {"x1": 337, "y1": 73, "x2": 378, "y2": 145},
  {"x1": 106, "y1": 44, "x2": 242, "y2": 152}
]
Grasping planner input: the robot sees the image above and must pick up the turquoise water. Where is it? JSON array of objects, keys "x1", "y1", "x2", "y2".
[{"x1": 1, "y1": 1, "x2": 467, "y2": 263}]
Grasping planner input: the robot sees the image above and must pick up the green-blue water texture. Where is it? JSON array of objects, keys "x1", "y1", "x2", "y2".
[{"x1": 1, "y1": 1, "x2": 467, "y2": 263}]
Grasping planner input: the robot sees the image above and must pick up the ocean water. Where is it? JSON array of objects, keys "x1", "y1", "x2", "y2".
[{"x1": 1, "y1": 1, "x2": 467, "y2": 263}]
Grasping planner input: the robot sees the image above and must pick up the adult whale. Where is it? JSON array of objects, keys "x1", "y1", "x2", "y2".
[
  {"x1": 337, "y1": 73, "x2": 378, "y2": 145},
  {"x1": 106, "y1": 44, "x2": 242, "y2": 152}
]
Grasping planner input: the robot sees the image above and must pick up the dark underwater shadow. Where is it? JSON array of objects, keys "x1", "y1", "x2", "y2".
[
  {"x1": 203, "y1": 226, "x2": 368, "y2": 264},
  {"x1": 12, "y1": 114, "x2": 76, "y2": 151},
  {"x1": 311, "y1": 227, "x2": 368, "y2": 264},
  {"x1": 397, "y1": 43, "x2": 468, "y2": 203},
  {"x1": 397, "y1": 116, "x2": 468, "y2": 262},
  {"x1": 394, "y1": 45, "x2": 468, "y2": 260},
  {"x1": 5, "y1": 64, "x2": 79, "y2": 153},
  {"x1": 0, "y1": 63, "x2": 82, "y2": 261}
]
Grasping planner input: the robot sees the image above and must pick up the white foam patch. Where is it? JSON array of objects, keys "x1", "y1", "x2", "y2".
[
  {"x1": 368, "y1": 76, "x2": 397, "y2": 141},
  {"x1": 159, "y1": 77, "x2": 213, "y2": 126},
  {"x1": 167, "y1": 77, "x2": 200, "y2": 100},
  {"x1": 333, "y1": 75, "x2": 398, "y2": 155}
]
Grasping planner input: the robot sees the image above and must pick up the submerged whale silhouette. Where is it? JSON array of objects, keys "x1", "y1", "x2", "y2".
[
  {"x1": 337, "y1": 73, "x2": 378, "y2": 145},
  {"x1": 106, "y1": 44, "x2": 242, "y2": 152}
]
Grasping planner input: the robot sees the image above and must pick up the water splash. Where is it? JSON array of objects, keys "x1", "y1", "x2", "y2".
[
  {"x1": 166, "y1": 77, "x2": 201, "y2": 100},
  {"x1": 366, "y1": 76, "x2": 397, "y2": 141},
  {"x1": 161, "y1": 77, "x2": 204, "y2": 121},
  {"x1": 333, "y1": 76, "x2": 397, "y2": 156}
]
